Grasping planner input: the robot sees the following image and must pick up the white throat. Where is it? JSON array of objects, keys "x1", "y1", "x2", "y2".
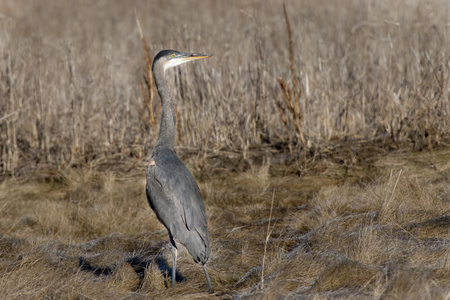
[{"x1": 164, "y1": 58, "x2": 190, "y2": 72}]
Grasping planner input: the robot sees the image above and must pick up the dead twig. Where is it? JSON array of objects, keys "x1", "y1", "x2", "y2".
[{"x1": 261, "y1": 188, "x2": 276, "y2": 289}]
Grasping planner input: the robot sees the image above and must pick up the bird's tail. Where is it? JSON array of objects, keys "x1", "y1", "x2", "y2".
[{"x1": 183, "y1": 230, "x2": 210, "y2": 264}]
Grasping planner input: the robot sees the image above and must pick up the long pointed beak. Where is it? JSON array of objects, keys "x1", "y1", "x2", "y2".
[
  {"x1": 163, "y1": 52, "x2": 212, "y2": 71},
  {"x1": 181, "y1": 53, "x2": 212, "y2": 61}
]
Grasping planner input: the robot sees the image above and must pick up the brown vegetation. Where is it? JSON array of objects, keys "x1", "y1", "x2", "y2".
[
  {"x1": 0, "y1": 0, "x2": 449, "y2": 299},
  {"x1": 1, "y1": 0, "x2": 450, "y2": 175},
  {"x1": 0, "y1": 150, "x2": 449, "y2": 299}
]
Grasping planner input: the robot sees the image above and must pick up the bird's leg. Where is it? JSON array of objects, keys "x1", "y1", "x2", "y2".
[
  {"x1": 170, "y1": 244, "x2": 177, "y2": 287},
  {"x1": 203, "y1": 263, "x2": 213, "y2": 294}
]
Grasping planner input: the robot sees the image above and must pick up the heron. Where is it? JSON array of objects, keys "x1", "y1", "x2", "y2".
[{"x1": 146, "y1": 50, "x2": 213, "y2": 293}]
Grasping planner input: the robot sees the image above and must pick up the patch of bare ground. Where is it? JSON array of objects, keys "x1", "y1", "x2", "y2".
[{"x1": 0, "y1": 149, "x2": 448, "y2": 299}]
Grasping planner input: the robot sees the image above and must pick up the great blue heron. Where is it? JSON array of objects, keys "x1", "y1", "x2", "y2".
[{"x1": 146, "y1": 50, "x2": 213, "y2": 293}]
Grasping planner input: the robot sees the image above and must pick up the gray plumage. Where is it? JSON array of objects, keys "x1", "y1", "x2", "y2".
[{"x1": 146, "y1": 50, "x2": 213, "y2": 293}]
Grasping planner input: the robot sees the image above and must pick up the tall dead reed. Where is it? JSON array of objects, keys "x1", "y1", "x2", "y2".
[
  {"x1": 275, "y1": 4, "x2": 306, "y2": 149},
  {"x1": 0, "y1": 0, "x2": 449, "y2": 175},
  {"x1": 136, "y1": 13, "x2": 159, "y2": 145}
]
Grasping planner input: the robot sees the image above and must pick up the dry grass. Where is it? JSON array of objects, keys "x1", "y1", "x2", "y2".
[
  {"x1": 0, "y1": 150, "x2": 449, "y2": 299},
  {"x1": 1, "y1": 0, "x2": 450, "y2": 175},
  {"x1": 0, "y1": 0, "x2": 450, "y2": 299}
]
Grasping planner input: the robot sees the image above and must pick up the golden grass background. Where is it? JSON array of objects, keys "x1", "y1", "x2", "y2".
[
  {"x1": 1, "y1": 0, "x2": 449, "y2": 175},
  {"x1": 0, "y1": 0, "x2": 449, "y2": 299}
]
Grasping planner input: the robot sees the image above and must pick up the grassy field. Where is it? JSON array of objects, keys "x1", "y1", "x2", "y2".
[
  {"x1": 0, "y1": 150, "x2": 449, "y2": 299},
  {"x1": 0, "y1": 0, "x2": 449, "y2": 299}
]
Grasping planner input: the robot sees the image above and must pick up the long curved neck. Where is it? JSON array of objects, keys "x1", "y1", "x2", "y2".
[{"x1": 153, "y1": 63, "x2": 176, "y2": 150}]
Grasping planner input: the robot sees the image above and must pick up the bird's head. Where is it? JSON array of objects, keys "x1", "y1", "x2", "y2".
[{"x1": 153, "y1": 50, "x2": 212, "y2": 72}]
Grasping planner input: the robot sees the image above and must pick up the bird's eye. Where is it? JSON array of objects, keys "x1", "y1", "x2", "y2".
[{"x1": 171, "y1": 54, "x2": 175, "y2": 58}]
